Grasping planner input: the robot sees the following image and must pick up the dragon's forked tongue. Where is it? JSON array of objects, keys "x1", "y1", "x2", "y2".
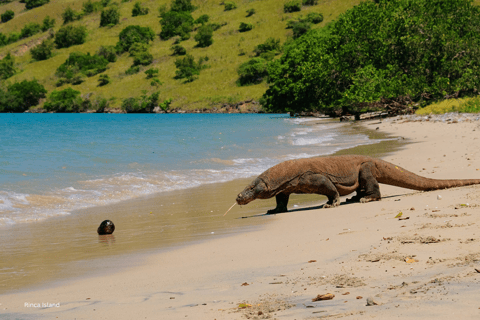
[{"x1": 223, "y1": 202, "x2": 237, "y2": 216}]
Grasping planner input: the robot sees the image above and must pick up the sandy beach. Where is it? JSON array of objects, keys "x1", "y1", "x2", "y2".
[{"x1": 2, "y1": 115, "x2": 480, "y2": 319}]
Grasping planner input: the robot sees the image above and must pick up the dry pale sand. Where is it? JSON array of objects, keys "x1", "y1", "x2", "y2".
[{"x1": 2, "y1": 116, "x2": 480, "y2": 320}]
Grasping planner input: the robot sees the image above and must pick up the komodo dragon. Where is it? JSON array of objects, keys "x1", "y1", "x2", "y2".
[{"x1": 236, "y1": 155, "x2": 480, "y2": 214}]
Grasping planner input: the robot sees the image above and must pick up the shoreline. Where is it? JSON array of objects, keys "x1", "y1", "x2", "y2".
[
  {"x1": 0, "y1": 117, "x2": 400, "y2": 295},
  {"x1": 3, "y1": 115, "x2": 480, "y2": 319}
]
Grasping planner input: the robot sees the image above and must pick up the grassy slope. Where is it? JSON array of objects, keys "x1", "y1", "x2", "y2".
[{"x1": 0, "y1": 0, "x2": 362, "y2": 110}]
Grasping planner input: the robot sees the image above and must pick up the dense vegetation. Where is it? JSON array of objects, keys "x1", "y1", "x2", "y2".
[{"x1": 263, "y1": 0, "x2": 480, "y2": 116}]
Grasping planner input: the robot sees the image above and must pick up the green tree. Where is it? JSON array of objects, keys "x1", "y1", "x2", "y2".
[
  {"x1": 98, "y1": 74, "x2": 110, "y2": 86},
  {"x1": 55, "y1": 25, "x2": 87, "y2": 48},
  {"x1": 41, "y1": 16, "x2": 56, "y2": 31},
  {"x1": 194, "y1": 14, "x2": 209, "y2": 25},
  {"x1": 83, "y1": 0, "x2": 102, "y2": 14},
  {"x1": 25, "y1": 0, "x2": 49, "y2": 10},
  {"x1": 159, "y1": 10, "x2": 194, "y2": 40},
  {"x1": 30, "y1": 39, "x2": 54, "y2": 61},
  {"x1": 264, "y1": 0, "x2": 480, "y2": 116},
  {"x1": 253, "y1": 38, "x2": 281, "y2": 57},
  {"x1": 1, "y1": 10, "x2": 14, "y2": 23},
  {"x1": 145, "y1": 68, "x2": 159, "y2": 78},
  {"x1": 132, "y1": 2, "x2": 149, "y2": 16},
  {"x1": 56, "y1": 52, "x2": 109, "y2": 84},
  {"x1": 237, "y1": 57, "x2": 268, "y2": 86},
  {"x1": 100, "y1": 6, "x2": 120, "y2": 27},
  {"x1": 121, "y1": 91, "x2": 160, "y2": 113},
  {"x1": 62, "y1": 6, "x2": 82, "y2": 24},
  {"x1": 96, "y1": 45, "x2": 117, "y2": 62},
  {"x1": 194, "y1": 24, "x2": 213, "y2": 47},
  {"x1": 117, "y1": 25, "x2": 155, "y2": 52},
  {"x1": 239, "y1": 22, "x2": 253, "y2": 32},
  {"x1": 284, "y1": 0, "x2": 301, "y2": 13},
  {"x1": 171, "y1": 44, "x2": 186, "y2": 55},
  {"x1": 20, "y1": 23, "x2": 41, "y2": 39},
  {"x1": 0, "y1": 53, "x2": 16, "y2": 79},
  {"x1": 43, "y1": 88, "x2": 84, "y2": 112},
  {"x1": 246, "y1": 8, "x2": 255, "y2": 17},
  {"x1": 224, "y1": 1, "x2": 236, "y2": 11},
  {"x1": 7, "y1": 79, "x2": 47, "y2": 111},
  {"x1": 174, "y1": 54, "x2": 200, "y2": 82},
  {"x1": 170, "y1": 0, "x2": 195, "y2": 13},
  {"x1": 292, "y1": 21, "x2": 311, "y2": 39}
]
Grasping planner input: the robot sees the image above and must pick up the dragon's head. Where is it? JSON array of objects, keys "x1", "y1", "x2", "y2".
[{"x1": 236, "y1": 177, "x2": 269, "y2": 205}]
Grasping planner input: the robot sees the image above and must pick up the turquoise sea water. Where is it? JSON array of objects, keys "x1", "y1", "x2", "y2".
[{"x1": 0, "y1": 114, "x2": 380, "y2": 227}]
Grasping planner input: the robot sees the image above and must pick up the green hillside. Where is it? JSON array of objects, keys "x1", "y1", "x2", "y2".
[{"x1": 0, "y1": 0, "x2": 362, "y2": 111}]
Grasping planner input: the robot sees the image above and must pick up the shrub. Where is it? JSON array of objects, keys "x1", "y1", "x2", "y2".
[
  {"x1": 133, "y1": 51, "x2": 153, "y2": 66},
  {"x1": 284, "y1": 0, "x2": 301, "y2": 13},
  {"x1": 306, "y1": 12, "x2": 323, "y2": 24},
  {"x1": 117, "y1": 25, "x2": 155, "y2": 52},
  {"x1": 41, "y1": 16, "x2": 56, "y2": 31},
  {"x1": 121, "y1": 91, "x2": 160, "y2": 113},
  {"x1": 160, "y1": 10, "x2": 194, "y2": 40},
  {"x1": 83, "y1": 0, "x2": 103, "y2": 14},
  {"x1": 62, "y1": 6, "x2": 82, "y2": 24},
  {"x1": 100, "y1": 6, "x2": 120, "y2": 27},
  {"x1": 208, "y1": 22, "x2": 223, "y2": 31},
  {"x1": 0, "y1": 53, "x2": 16, "y2": 79},
  {"x1": 20, "y1": 22, "x2": 41, "y2": 39},
  {"x1": 194, "y1": 14, "x2": 209, "y2": 25},
  {"x1": 97, "y1": 45, "x2": 117, "y2": 62},
  {"x1": 25, "y1": 0, "x2": 49, "y2": 10},
  {"x1": 55, "y1": 25, "x2": 87, "y2": 48},
  {"x1": 98, "y1": 74, "x2": 110, "y2": 86},
  {"x1": 292, "y1": 21, "x2": 311, "y2": 38},
  {"x1": 43, "y1": 88, "x2": 85, "y2": 112},
  {"x1": 128, "y1": 42, "x2": 153, "y2": 66},
  {"x1": 237, "y1": 57, "x2": 268, "y2": 86},
  {"x1": 132, "y1": 2, "x2": 149, "y2": 16},
  {"x1": 151, "y1": 78, "x2": 162, "y2": 86},
  {"x1": 83, "y1": 0, "x2": 98, "y2": 14},
  {"x1": 159, "y1": 98, "x2": 172, "y2": 110},
  {"x1": 174, "y1": 54, "x2": 200, "y2": 82},
  {"x1": 56, "y1": 52, "x2": 109, "y2": 85},
  {"x1": 239, "y1": 22, "x2": 253, "y2": 32},
  {"x1": 224, "y1": 1, "x2": 236, "y2": 11},
  {"x1": 1, "y1": 10, "x2": 14, "y2": 23},
  {"x1": 246, "y1": 8, "x2": 255, "y2": 17},
  {"x1": 6, "y1": 32, "x2": 20, "y2": 44},
  {"x1": 302, "y1": 0, "x2": 317, "y2": 5},
  {"x1": 125, "y1": 65, "x2": 140, "y2": 75},
  {"x1": 171, "y1": 44, "x2": 186, "y2": 55},
  {"x1": 170, "y1": 0, "x2": 195, "y2": 13},
  {"x1": 128, "y1": 42, "x2": 149, "y2": 56},
  {"x1": 194, "y1": 24, "x2": 213, "y2": 47},
  {"x1": 30, "y1": 39, "x2": 54, "y2": 61},
  {"x1": 253, "y1": 37, "x2": 281, "y2": 56},
  {"x1": 145, "y1": 68, "x2": 159, "y2": 78},
  {"x1": 6, "y1": 79, "x2": 47, "y2": 111}
]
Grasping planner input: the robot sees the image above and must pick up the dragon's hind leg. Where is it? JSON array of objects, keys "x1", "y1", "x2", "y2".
[{"x1": 358, "y1": 162, "x2": 381, "y2": 203}]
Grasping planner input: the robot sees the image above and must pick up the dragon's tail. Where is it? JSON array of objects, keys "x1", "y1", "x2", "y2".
[{"x1": 374, "y1": 159, "x2": 480, "y2": 191}]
